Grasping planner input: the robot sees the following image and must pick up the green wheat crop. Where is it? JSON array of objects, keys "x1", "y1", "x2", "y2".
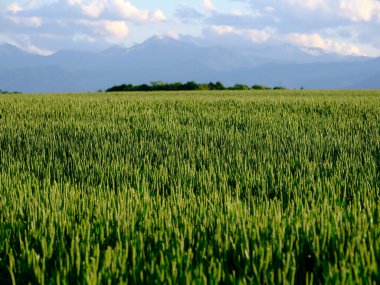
[{"x1": 0, "y1": 90, "x2": 379, "y2": 284}]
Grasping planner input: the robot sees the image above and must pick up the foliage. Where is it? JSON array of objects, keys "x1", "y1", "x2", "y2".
[
  {"x1": 251, "y1": 84, "x2": 272, "y2": 90},
  {"x1": 0, "y1": 89, "x2": 21, "y2": 94},
  {"x1": 0, "y1": 90, "x2": 379, "y2": 284},
  {"x1": 231, "y1": 84, "x2": 250, "y2": 90},
  {"x1": 106, "y1": 82, "x2": 282, "y2": 92}
]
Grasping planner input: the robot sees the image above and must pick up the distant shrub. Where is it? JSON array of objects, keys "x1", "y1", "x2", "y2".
[
  {"x1": 198, "y1": 83, "x2": 209, "y2": 90},
  {"x1": 231, "y1": 84, "x2": 250, "y2": 90},
  {"x1": 183, "y1": 81, "x2": 200, "y2": 90},
  {"x1": 208, "y1": 81, "x2": 225, "y2": 90},
  {"x1": 252, "y1": 84, "x2": 271, "y2": 90},
  {"x1": 0, "y1": 89, "x2": 21, "y2": 94}
]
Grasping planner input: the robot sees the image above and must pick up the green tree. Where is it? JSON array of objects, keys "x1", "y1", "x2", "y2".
[
  {"x1": 252, "y1": 84, "x2": 271, "y2": 90},
  {"x1": 231, "y1": 84, "x2": 250, "y2": 90}
]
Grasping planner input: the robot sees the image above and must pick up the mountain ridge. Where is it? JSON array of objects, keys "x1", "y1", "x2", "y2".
[{"x1": 0, "y1": 36, "x2": 378, "y2": 93}]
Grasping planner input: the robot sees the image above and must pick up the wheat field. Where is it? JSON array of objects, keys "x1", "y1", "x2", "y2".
[{"x1": 0, "y1": 90, "x2": 379, "y2": 284}]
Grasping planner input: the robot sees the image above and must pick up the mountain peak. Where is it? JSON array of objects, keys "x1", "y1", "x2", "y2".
[
  {"x1": 144, "y1": 35, "x2": 178, "y2": 44},
  {"x1": 131, "y1": 35, "x2": 195, "y2": 52}
]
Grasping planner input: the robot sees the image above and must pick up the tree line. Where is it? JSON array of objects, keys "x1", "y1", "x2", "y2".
[
  {"x1": 0, "y1": 89, "x2": 21, "y2": 94},
  {"x1": 106, "y1": 81, "x2": 287, "y2": 92}
]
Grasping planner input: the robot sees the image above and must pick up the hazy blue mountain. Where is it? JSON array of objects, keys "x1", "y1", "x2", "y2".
[
  {"x1": 219, "y1": 58, "x2": 380, "y2": 89},
  {"x1": 349, "y1": 74, "x2": 380, "y2": 89},
  {"x1": 0, "y1": 36, "x2": 378, "y2": 93},
  {"x1": 0, "y1": 44, "x2": 45, "y2": 68}
]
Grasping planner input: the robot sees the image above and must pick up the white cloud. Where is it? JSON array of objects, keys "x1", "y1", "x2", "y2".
[
  {"x1": 210, "y1": 25, "x2": 235, "y2": 35},
  {"x1": 281, "y1": 0, "x2": 380, "y2": 22},
  {"x1": 152, "y1": 10, "x2": 166, "y2": 22},
  {"x1": 64, "y1": 0, "x2": 166, "y2": 23},
  {"x1": 246, "y1": 28, "x2": 273, "y2": 43},
  {"x1": 110, "y1": 0, "x2": 166, "y2": 23},
  {"x1": 166, "y1": 31, "x2": 180, "y2": 39},
  {"x1": 6, "y1": 0, "x2": 39, "y2": 13},
  {"x1": 9, "y1": 16, "x2": 42, "y2": 27},
  {"x1": 224, "y1": 0, "x2": 380, "y2": 55},
  {"x1": 202, "y1": 0, "x2": 215, "y2": 11},
  {"x1": 104, "y1": 20, "x2": 129, "y2": 38},
  {"x1": 264, "y1": 6, "x2": 275, "y2": 13},
  {"x1": 81, "y1": 0, "x2": 106, "y2": 18},
  {"x1": 79, "y1": 19, "x2": 129, "y2": 39},
  {"x1": 210, "y1": 25, "x2": 273, "y2": 43},
  {"x1": 6, "y1": 3, "x2": 23, "y2": 13},
  {"x1": 0, "y1": 1, "x2": 168, "y2": 51},
  {"x1": 2, "y1": 0, "x2": 380, "y2": 56},
  {"x1": 110, "y1": 0, "x2": 149, "y2": 21},
  {"x1": 68, "y1": 0, "x2": 83, "y2": 5},
  {"x1": 287, "y1": 33, "x2": 362, "y2": 55},
  {"x1": 240, "y1": 0, "x2": 380, "y2": 23},
  {"x1": 5, "y1": 39, "x2": 53, "y2": 55},
  {"x1": 25, "y1": 44, "x2": 54, "y2": 56},
  {"x1": 73, "y1": 34, "x2": 97, "y2": 43},
  {"x1": 338, "y1": 0, "x2": 380, "y2": 22},
  {"x1": 284, "y1": 0, "x2": 326, "y2": 10}
]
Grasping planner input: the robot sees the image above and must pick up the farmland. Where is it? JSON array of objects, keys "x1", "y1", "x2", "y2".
[{"x1": 0, "y1": 90, "x2": 379, "y2": 284}]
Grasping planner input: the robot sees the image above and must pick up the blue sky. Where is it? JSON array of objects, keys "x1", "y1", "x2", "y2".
[{"x1": 1, "y1": 0, "x2": 380, "y2": 56}]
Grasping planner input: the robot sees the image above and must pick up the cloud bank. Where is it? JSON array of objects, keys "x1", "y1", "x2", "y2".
[{"x1": 1, "y1": 0, "x2": 379, "y2": 56}]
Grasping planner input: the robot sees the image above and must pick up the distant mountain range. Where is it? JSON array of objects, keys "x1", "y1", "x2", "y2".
[{"x1": 0, "y1": 36, "x2": 379, "y2": 93}]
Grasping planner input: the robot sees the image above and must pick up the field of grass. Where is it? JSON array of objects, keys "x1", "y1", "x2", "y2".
[{"x1": 0, "y1": 90, "x2": 379, "y2": 284}]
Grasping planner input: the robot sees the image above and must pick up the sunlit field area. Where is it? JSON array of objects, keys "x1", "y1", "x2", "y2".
[{"x1": 0, "y1": 90, "x2": 379, "y2": 284}]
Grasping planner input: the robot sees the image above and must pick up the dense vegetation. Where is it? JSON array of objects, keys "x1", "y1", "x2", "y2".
[
  {"x1": 106, "y1": 81, "x2": 287, "y2": 92},
  {"x1": 0, "y1": 89, "x2": 21, "y2": 94},
  {"x1": 0, "y1": 90, "x2": 379, "y2": 284}
]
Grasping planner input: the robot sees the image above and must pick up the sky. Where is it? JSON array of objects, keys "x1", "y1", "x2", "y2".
[{"x1": 1, "y1": 0, "x2": 380, "y2": 56}]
